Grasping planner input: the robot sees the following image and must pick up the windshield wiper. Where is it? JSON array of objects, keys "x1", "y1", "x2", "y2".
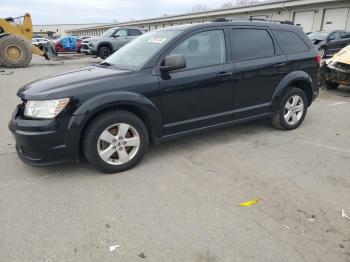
[
  {"x1": 94, "y1": 62, "x2": 133, "y2": 71},
  {"x1": 99, "y1": 62, "x2": 112, "y2": 67}
]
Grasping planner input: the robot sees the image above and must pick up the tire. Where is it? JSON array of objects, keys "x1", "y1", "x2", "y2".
[
  {"x1": 271, "y1": 87, "x2": 308, "y2": 130},
  {"x1": 319, "y1": 46, "x2": 326, "y2": 58},
  {"x1": 98, "y1": 45, "x2": 112, "y2": 59},
  {"x1": 0, "y1": 35, "x2": 32, "y2": 68},
  {"x1": 83, "y1": 110, "x2": 149, "y2": 173}
]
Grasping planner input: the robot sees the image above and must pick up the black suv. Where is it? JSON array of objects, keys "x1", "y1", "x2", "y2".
[{"x1": 9, "y1": 21, "x2": 319, "y2": 173}]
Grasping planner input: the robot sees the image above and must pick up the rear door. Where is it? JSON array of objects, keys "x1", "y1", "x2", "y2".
[
  {"x1": 272, "y1": 29, "x2": 318, "y2": 89},
  {"x1": 229, "y1": 27, "x2": 288, "y2": 119},
  {"x1": 127, "y1": 29, "x2": 142, "y2": 41}
]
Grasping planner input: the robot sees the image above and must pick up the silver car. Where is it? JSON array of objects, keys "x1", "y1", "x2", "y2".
[{"x1": 81, "y1": 27, "x2": 146, "y2": 59}]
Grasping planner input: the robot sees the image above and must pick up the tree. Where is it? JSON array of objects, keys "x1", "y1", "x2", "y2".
[
  {"x1": 191, "y1": 4, "x2": 208, "y2": 13},
  {"x1": 221, "y1": 0, "x2": 259, "y2": 8}
]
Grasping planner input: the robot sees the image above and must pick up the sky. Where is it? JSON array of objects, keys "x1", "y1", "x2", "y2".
[{"x1": 0, "y1": 0, "x2": 251, "y2": 25}]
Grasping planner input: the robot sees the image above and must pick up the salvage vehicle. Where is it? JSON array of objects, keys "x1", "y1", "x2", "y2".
[
  {"x1": 9, "y1": 20, "x2": 320, "y2": 173},
  {"x1": 81, "y1": 27, "x2": 145, "y2": 59},
  {"x1": 319, "y1": 45, "x2": 350, "y2": 89},
  {"x1": 308, "y1": 30, "x2": 350, "y2": 58}
]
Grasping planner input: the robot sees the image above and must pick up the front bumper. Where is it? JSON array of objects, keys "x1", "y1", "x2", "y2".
[
  {"x1": 8, "y1": 110, "x2": 82, "y2": 166},
  {"x1": 81, "y1": 44, "x2": 96, "y2": 55},
  {"x1": 320, "y1": 62, "x2": 350, "y2": 85}
]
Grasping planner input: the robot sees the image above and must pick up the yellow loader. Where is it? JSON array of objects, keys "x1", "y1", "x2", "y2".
[{"x1": 0, "y1": 13, "x2": 57, "y2": 68}]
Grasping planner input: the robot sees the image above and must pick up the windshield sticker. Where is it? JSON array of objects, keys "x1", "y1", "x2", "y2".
[{"x1": 147, "y1": 37, "x2": 167, "y2": 44}]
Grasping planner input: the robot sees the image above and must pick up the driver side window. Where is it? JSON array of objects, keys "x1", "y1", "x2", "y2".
[
  {"x1": 169, "y1": 30, "x2": 226, "y2": 70},
  {"x1": 115, "y1": 29, "x2": 127, "y2": 37}
]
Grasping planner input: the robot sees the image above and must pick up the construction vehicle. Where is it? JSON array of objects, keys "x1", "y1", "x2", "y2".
[{"x1": 0, "y1": 13, "x2": 57, "y2": 68}]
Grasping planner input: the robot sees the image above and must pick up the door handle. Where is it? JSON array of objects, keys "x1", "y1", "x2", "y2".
[
  {"x1": 274, "y1": 62, "x2": 287, "y2": 68},
  {"x1": 216, "y1": 72, "x2": 232, "y2": 77}
]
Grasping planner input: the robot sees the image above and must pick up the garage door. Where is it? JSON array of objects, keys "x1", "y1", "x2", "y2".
[
  {"x1": 322, "y1": 8, "x2": 349, "y2": 31},
  {"x1": 294, "y1": 11, "x2": 315, "y2": 33}
]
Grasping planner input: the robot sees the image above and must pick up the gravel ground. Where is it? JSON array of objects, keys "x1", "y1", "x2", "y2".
[{"x1": 0, "y1": 55, "x2": 350, "y2": 262}]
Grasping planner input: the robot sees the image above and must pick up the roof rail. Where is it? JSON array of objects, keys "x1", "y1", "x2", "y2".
[{"x1": 212, "y1": 17, "x2": 294, "y2": 25}]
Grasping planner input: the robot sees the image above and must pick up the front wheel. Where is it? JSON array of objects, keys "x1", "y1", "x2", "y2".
[
  {"x1": 83, "y1": 111, "x2": 149, "y2": 173},
  {"x1": 271, "y1": 87, "x2": 308, "y2": 130},
  {"x1": 98, "y1": 45, "x2": 112, "y2": 59}
]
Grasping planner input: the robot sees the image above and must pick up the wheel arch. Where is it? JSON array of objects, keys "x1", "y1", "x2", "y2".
[
  {"x1": 272, "y1": 71, "x2": 314, "y2": 111},
  {"x1": 96, "y1": 41, "x2": 113, "y2": 54},
  {"x1": 67, "y1": 91, "x2": 163, "y2": 158}
]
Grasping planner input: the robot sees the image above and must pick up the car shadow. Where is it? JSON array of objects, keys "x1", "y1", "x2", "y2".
[
  {"x1": 33, "y1": 118, "x2": 275, "y2": 177},
  {"x1": 322, "y1": 85, "x2": 350, "y2": 97}
]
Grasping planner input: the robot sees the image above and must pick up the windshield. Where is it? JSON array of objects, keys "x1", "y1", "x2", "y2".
[
  {"x1": 308, "y1": 32, "x2": 329, "y2": 40},
  {"x1": 101, "y1": 28, "x2": 117, "y2": 37},
  {"x1": 104, "y1": 30, "x2": 181, "y2": 70}
]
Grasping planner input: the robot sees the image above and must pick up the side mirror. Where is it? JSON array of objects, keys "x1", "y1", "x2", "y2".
[
  {"x1": 113, "y1": 35, "x2": 120, "y2": 38},
  {"x1": 160, "y1": 54, "x2": 186, "y2": 72}
]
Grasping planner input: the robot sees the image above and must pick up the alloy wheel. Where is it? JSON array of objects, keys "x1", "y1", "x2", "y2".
[
  {"x1": 284, "y1": 95, "x2": 304, "y2": 125},
  {"x1": 97, "y1": 123, "x2": 140, "y2": 165}
]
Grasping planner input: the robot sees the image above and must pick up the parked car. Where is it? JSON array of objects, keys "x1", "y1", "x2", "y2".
[
  {"x1": 319, "y1": 44, "x2": 350, "y2": 89},
  {"x1": 32, "y1": 37, "x2": 49, "y2": 47},
  {"x1": 308, "y1": 30, "x2": 350, "y2": 58},
  {"x1": 81, "y1": 27, "x2": 145, "y2": 59},
  {"x1": 9, "y1": 21, "x2": 319, "y2": 173},
  {"x1": 54, "y1": 36, "x2": 82, "y2": 53}
]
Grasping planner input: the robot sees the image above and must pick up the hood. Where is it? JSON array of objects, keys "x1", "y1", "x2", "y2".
[
  {"x1": 330, "y1": 45, "x2": 350, "y2": 65},
  {"x1": 18, "y1": 65, "x2": 132, "y2": 100},
  {"x1": 82, "y1": 37, "x2": 99, "y2": 44}
]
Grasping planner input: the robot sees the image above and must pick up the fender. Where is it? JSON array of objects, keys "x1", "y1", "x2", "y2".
[
  {"x1": 271, "y1": 71, "x2": 314, "y2": 110},
  {"x1": 96, "y1": 41, "x2": 113, "y2": 53},
  {"x1": 67, "y1": 91, "x2": 163, "y2": 153}
]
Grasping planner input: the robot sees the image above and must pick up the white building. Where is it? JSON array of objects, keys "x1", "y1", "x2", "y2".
[
  {"x1": 33, "y1": 23, "x2": 110, "y2": 37},
  {"x1": 66, "y1": 0, "x2": 350, "y2": 37}
]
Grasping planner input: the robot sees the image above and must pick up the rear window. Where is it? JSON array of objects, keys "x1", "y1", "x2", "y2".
[
  {"x1": 230, "y1": 28, "x2": 275, "y2": 61},
  {"x1": 273, "y1": 30, "x2": 309, "y2": 54},
  {"x1": 128, "y1": 29, "x2": 142, "y2": 36}
]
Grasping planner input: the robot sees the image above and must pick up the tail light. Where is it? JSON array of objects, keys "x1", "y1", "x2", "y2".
[{"x1": 315, "y1": 54, "x2": 322, "y2": 65}]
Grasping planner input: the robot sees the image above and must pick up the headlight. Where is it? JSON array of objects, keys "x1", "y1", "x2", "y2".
[
  {"x1": 89, "y1": 43, "x2": 94, "y2": 47},
  {"x1": 24, "y1": 98, "x2": 70, "y2": 119}
]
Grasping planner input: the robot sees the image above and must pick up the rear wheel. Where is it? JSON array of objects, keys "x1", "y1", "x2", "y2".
[
  {"x1": 271, "y1": 87, "x2": 308, "y2": 130},
  {"x1": 98, "y1": 45, "x2": 112, "y2": 59},
  {"x1": 0, "y1": 35, "x2": 32, "y2": 68},
  {"x1": 83, "y1": 111, "x2": 149, "y2": 173}
]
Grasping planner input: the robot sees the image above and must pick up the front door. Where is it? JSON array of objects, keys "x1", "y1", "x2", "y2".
[
  {"x1": 112, "y1": 29, "x2": 129, "y2": 50},
  {"x1": 159, "y1": 28, "x2": 235, "y2": 135}
]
